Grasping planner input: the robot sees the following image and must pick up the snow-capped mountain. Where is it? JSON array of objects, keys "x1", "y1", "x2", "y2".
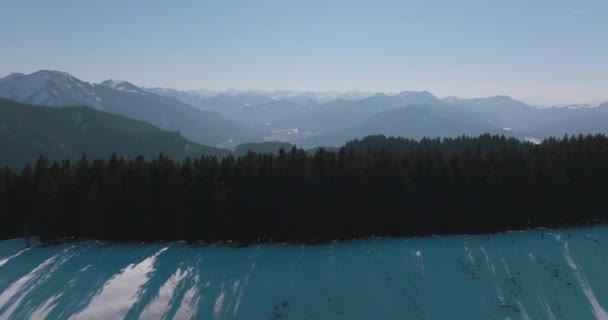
[
  {"x1": 100, "y1": 80, "x2": 145, "y2": 94},
  {"x1": 3, "y1": 70, "x2": 608, "y2": 148},
  {"x1": 0, "y1": 73, "x2": 25, "y2": 86},
  {"x1": 144, "y1": 87, "x2": 375, "y2": 112},
  {"x1": 564, "y1": 103, "x2": 602, "y2": 110},
  {"x1": 0, "y1": 70, "x2": 103, "y2": 109},
  {"x1": 442, "y1": 95, "x2": 533, "y2": 112},
  {"x1": 181, "y1": 88, "x2": 374, "y2": 102},
  {"x1": 0, "y1": 70, "x2": 260, "y2": 146}
]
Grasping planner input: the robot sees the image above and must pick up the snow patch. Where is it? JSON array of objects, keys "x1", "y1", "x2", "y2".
[
  {"x1": 69, "y1": 246, "x2": 169, "y2": 320},
  {"x1": 562, "y1": 243, "x2": 608, "y2": 319}
]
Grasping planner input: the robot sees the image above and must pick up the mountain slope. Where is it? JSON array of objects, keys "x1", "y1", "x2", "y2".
[
  {"x1": 442, "y1": 96, "x2": 608, "y2": 138},
  {"x1": 277, "y1": 91, "x2": 443, "y2": 132},
  {"x1": 529, "y1": 107, "x2": 608, "y2": 137},
  {"x1": 145, "y1": 87, "x2": 374, "y2": 113},
  {"x1": 0, "y1": 71, "x2": 259, "y2": 147},
  {"x1": 93, "y1": 82, "x2": 258, "y2": 147},
  {"x1": 0, "y1": 70, "x2": 103, "y2": 109},
  {"x1": 303, "y1": 104, "x2": 501, "y2": 147},
  {"x1": 443, "y1": 96, "x2": 537, "y2": 130},
  {"x1": 227, "y1": 100, "x2": 310, "y2": 126},
  {"x1": 273, "y1": 98, "x2": 357, "y2": 131},
  {"x1": 0, "y1": 98, "x2": 228, "y2": 168},
  {"x1": 0, "y1": 73, "x2": 25, "y2": 86}
]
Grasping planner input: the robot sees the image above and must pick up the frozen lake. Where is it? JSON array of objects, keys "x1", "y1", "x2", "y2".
[{"x1": 1, "y1": 226, "x2": 608, "y2": 319}]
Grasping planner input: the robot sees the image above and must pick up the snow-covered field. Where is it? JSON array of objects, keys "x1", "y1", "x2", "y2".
[{"x1": 1, "y1": 226, "x2": 608, "y2": 319}]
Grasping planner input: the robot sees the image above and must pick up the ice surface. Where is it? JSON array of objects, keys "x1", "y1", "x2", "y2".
[{"x1": 1, "y1": 226, "x2": 608, "y2": 319}]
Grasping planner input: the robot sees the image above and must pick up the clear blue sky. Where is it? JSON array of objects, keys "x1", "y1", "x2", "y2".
[{"x1": 0, "y1": 0, "x2": 606, "y2": 104}]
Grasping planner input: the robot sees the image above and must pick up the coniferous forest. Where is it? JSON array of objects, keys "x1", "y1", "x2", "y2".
[{"x1": 1, "y1": 134, "x2": 607, "y2": 243}]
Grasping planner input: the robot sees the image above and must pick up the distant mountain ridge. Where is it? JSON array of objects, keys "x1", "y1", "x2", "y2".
[
  {"x1": 3, "y1": 71, "x2": 608, "y2": 148},
  {"x1": 145, "y1": 87, "x2": 374, "y2": 105},
  {"x1": 301, "y1": 94, "x2": 608, "y2": 146},
  {"x1": 144, "y1": 87, "x2": 376, "y2": 123},
  {"x1": 302, "y1": 104, "x2": 499, "y2": 147},
  {"x1": 274, "y1": 91, "x2": 444, "y2": 133}
]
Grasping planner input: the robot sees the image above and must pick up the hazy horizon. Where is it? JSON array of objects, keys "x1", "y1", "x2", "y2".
[
  {"x1": 1, "y1": 0, "x2": 607, "y2": 105},
  {"x1": 2, "y1": 69, "x2": 605, "y2": 108}
]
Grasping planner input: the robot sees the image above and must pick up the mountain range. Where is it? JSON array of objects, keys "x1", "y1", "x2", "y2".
[
  {"x1": 1, "y1": 70, "x2": 608, "y2": 152},
  {"x1": 0, "y1": 71, "x2": 258, "y2": 147},
  {"x1": 146, "y1": 84, "x2": 608, "y2": 146}
]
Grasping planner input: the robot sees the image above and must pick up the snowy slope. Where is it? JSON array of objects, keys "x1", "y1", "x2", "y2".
[
  {"x1": 1, "y1": 226, "x2": 608, "y2": 319},
  {"x1": 0, "y1": 71, "x2": 103, "y2": 109},
  {"x1": 100, "y1": 80, "x2": 146, "y2": 94}
]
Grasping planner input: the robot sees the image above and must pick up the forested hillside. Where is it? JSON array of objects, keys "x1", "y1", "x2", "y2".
[
  {"x1": 1, "y1": 134, "x2": 607, "y2": 242},
  {"x1": 0, "y1": 71, "x2": 260, "y2": 147},
  {"x1": 0, "y1": 98, "x2": 228, "y2": 168}
]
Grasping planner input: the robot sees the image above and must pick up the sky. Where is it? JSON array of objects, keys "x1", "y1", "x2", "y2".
[{"x1": 0, "y1": 0, "x2": 607, "y2": 105}]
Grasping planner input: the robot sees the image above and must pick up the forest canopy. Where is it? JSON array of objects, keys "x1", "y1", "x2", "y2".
[{"x1": 1, "y1": 134, "x2": 607, "y2": 243}]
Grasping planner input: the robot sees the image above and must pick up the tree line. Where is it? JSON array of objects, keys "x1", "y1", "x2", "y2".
[{"x1": 1, "y1": 134, "x2": 607, "y2": 243}]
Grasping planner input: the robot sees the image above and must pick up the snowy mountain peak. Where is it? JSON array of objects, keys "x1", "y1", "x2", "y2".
[
  {"x1": 491, "y1": 95, "x2": 517, "y2": 104},
  {"x1": 31, "y1": 70, "x2": 81, "y2": 82},
  {"x1": 1, "y1": 72, "x2": 25, "y2": 80},
  {"x1": 392, "y1": 91, "x2": 441, "y2": 106},
  {"x1": 565, "y1": 103, "x2": 601, "y2": 110},
  {"x1": 100, "y1": 79, "x2": 125, "y2": 89},
  {"x1": 0, "y1": 70, "x2": 103, "y2": 109},
  {"x1": 34, "y1": 69, "x2": 72, "y2": 76},
  {"x1": 100, "y1": 80, "x2": 144, "y2": 94},
  {"x1": 0, "y1": 73, "x2": 25, "y2": 86},
  {"x1": 398, "y1": 90, "x2": 431, "y2": 96},
  {"x1": 441, "y1": 96, "x2": 463, "y2": 103},
  {"x1": 396, "y1": 90, "x2": 438, "y2": 101}
]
